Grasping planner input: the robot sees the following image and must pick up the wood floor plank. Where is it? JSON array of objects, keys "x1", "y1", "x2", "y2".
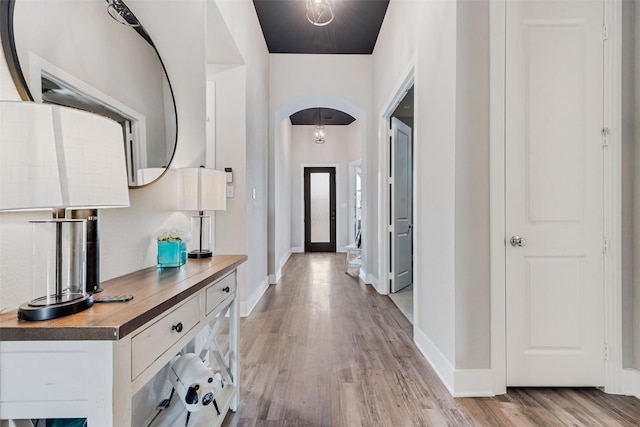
[{"x1": 221, "y1": 253, "x2": 640, "y2": 426}]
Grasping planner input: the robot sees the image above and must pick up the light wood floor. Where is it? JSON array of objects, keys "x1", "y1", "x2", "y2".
[{"x1": 221, "y1": 253, "x2": 640, "y2": 426}]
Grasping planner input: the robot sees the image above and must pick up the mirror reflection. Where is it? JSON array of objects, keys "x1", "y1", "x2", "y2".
[{"x1": 1, "y1": 0, "x2": 177, "y2": 187}]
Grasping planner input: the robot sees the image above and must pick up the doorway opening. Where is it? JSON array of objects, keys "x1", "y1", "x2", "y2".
[
  {"x1": 270, "y1": 96, "x2": 366, "y2": 283},
  {"x1": 387, "y1": 86, "x2": 414, "y2": 323},
  {"x1": 350, "y1": 162, "x2": 362, "y2": 244}
]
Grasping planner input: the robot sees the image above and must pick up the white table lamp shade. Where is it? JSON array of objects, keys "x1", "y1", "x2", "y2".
[
  {"x1": 0, "y1": 102, "x2": 64, "y2": 209},
  {"x1": 179, "y1": 167, "x2": 226, "y2": 212},
  {"x1": 55, "y1": 106, "x2": 130, "y2": 209},
  {"x1": 0, "y1": 102, "x2": 130, "y2": 211}
]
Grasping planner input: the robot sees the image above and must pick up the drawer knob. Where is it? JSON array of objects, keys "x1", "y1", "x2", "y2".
[
  {"x1": 172, "y1": 322, "x2": 184, "y2": 333},
  {"x1": 222, "y1": 286, "x2": 230, "y2": 293}
]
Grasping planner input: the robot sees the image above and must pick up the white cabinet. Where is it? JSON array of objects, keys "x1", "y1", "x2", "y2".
[{"x1": 0, "y1": 255, "x2": 246, "y2": 427}]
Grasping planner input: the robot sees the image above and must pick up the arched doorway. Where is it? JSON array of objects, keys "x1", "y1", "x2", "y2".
[{"x1": 269, "y1": 96, "x2": 367, "y2": 284}]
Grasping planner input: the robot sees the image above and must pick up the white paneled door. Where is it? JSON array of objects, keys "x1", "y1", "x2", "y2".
[{"x1": 505, "y1": 0, "x2": 605, "y2": 386}]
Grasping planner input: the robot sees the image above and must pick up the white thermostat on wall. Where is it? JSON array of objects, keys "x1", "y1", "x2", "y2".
[{"x1": 225, "y1": 167, "x2": 233, "y2": 183}]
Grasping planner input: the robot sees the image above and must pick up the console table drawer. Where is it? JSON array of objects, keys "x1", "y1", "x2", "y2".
[
  {"x1": 206, "y1": 272, "x2": 236, "y2": 315},
  {"x1": 131, "y1": 296, "x2": 200, "y2": 380}
]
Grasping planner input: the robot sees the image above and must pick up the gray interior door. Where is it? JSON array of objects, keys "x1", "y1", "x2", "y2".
[{"x1": 392, "y1": 118, "x2": 413, "y2": 292}]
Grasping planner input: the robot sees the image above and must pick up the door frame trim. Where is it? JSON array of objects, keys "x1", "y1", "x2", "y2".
[
  {"x1": 602, "y1": 0, "x2": 625, "y2": 394},
  {"x1": 489, "y1": 0, "x2": 623, "y2": 395},
  {"x1": 377, "y1": 60, "x2": 415, "y2": 297},
  {"x1": 489, "y1": 0, "x2": 507, "y2": 395}
]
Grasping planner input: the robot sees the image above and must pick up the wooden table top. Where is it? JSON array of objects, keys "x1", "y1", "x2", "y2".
[{"x1": 0, "y1": 254, "x2": 247, "y2": 342}]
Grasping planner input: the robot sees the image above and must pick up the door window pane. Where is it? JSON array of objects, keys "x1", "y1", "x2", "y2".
[{"x1": 310, "y1": 172, "x2": 330, "y2": 242}]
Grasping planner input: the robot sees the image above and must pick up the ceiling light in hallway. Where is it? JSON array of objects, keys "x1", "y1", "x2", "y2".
[
  {"x1": 307, "y1": 0, "x2": 334, "y2": 27},
  {"x1": 315, "y1": 125, "x2": 326, "y2": 144}
]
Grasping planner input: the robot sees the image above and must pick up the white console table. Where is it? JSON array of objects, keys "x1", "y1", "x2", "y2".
[{"x1": 0, "y1": 255, "x2": 246, "y2": 427}]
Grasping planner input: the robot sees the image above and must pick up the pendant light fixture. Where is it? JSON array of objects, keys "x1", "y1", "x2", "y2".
[
  {"x1": 315, "y1": 126, "x2": 326, "y2": 144},
  {"x1": 307, "y1": 0, "x2": 335, "y2": 27},
  {"x1": 314, "y1": 108, "x2": 326, "y2": 144}
]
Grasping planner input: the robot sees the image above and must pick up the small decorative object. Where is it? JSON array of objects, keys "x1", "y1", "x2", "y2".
[
  {"x1": 169, "y1": 353, "x2": 225, "y2": 426},
  {"x1": 155, "y1": 228, "x2": 191, "y2": 268}
]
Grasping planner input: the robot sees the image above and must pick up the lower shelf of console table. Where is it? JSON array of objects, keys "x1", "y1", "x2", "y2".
[{"x1": 0, "y1": 255, "x2": 246, "y2": 427}]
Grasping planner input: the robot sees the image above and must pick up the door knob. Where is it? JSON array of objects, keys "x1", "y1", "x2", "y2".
[{"x1": 510, "y1": 236, "x2": 527, "y2": 247}]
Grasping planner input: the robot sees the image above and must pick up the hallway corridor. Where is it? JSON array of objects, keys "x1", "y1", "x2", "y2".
[{"x1": 222, "y1": 253, "x2": 640, "y2": 426}]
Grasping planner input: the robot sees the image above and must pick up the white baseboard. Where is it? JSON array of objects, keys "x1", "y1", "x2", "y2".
[
  {"x1": 240, "y1": 276, "x2": 269, "y2": 317},
  {"x1": 623, "y1": 368, "x2": 640, "y2": 398},
  {"x1": 291, "y1": 247, "x2": 303, "y2": 253},
  {"x1": 414, "y1": 326, "x2": 455, "y2": 395},
  {"x1": 361, "y1": 269, "x2": 370, "y2": 286},
  {"x1": 270, "y1": 250, "x2": 292, "y2": 284},
  {"x1": 452, "y1": 369, "x2": 495, "y2": 397},
  {"x1": 413, "y1": 326, "x2": 495, "y2": 397},
  {"x1": 365, "y1": 271, "x2": 385, "y2": 293}
]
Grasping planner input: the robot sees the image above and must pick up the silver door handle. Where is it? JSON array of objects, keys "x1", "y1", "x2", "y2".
[{"x1": 510, "y1": 236, "x2": 527, "y2": 247}]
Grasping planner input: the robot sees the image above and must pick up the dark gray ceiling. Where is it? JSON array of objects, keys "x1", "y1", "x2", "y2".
[
  {"x1": 290, "y1": 107, "x2": 356, "y2": 126},
  {"x1": 252, "y1": 0, "x2": 389, "y2": 54}
]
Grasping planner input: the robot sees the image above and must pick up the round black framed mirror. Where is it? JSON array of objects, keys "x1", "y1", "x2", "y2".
[{"x1": 0, "y1": 0, "x2": 178, "y2": 188}]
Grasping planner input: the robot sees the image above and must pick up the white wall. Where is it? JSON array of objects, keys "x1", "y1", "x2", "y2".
[
  {"x1": 212, "y1": 0, "x2": 270, "y2": 315},
  {"x1": 269, "y1": 54, "x2": 373, "y2": 282},
  {"x1": 373, "y1": 0, "x2": 457, "y2": 372},
  {"x1": 208, "y1": 64, "x2": 249, "y2": 311},
  {"x1": 372, "y1": 0, "x2": 492, "y2": 394},
  {"x1": 347, "y1": 120, "x2": 362, "y2": 164},
  {"x1": 272, "y1": 117, "x2": 293, "y2": 282},
  {"x1": 454, "y1": 0, "x2": 490, "y2": 370},
  {"x1": 290, "y1": 124, "x2": 357, "y2": 252}
]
